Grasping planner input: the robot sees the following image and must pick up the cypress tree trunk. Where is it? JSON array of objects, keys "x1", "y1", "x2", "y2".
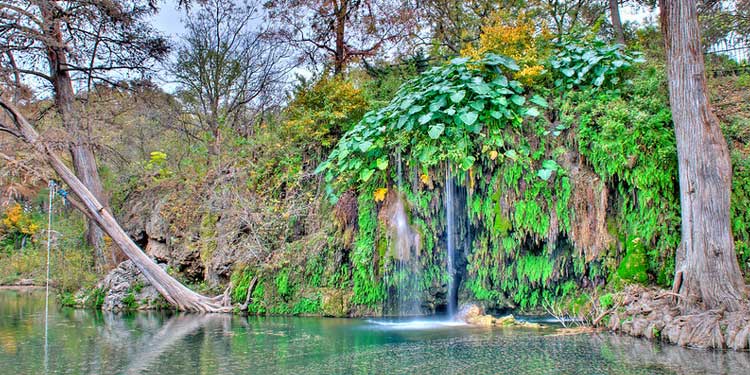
[{"x1": 659, "y1": 0, "x2": 746, "y2": 311}]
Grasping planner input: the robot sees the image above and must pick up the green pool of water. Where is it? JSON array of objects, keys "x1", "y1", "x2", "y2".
[{"x1": 0, "y1": 289, "x2": 748, "y2": 374}]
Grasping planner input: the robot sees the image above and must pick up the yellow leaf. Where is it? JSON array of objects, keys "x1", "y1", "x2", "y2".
[
  {"x1": 373, "y1": 188, "x2": 388, "y2": 202},
  {"x1": 489, "y1": 150, "x2": 498, "y2": 160},
  {"x1": 420, "y1": 173, "x2": 430, "y2": 185}
]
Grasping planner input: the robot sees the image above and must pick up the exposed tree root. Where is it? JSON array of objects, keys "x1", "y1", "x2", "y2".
[{"x1": 600, "y1": 285, "x2": 750, "y2": 350}]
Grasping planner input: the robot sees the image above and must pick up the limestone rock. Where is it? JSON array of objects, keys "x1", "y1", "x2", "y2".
[
  {"x1": 321, "y1": 288, "x2": 351, "y2": 317},
  {"x1": 97, "y1": 260, "x2": 168, "y2": 311},
  {"x1": 456, "y1": 303, "x2": 528, "y2": 327}
]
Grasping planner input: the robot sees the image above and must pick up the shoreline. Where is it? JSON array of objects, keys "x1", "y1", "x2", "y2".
[{"x1": 0, "y1": 284, "x2": 45, "y2": 291}]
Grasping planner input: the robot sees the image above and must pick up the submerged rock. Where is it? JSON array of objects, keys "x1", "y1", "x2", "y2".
[{"x1": 97, "y1": 260, "x2": 169, "y2": 311}]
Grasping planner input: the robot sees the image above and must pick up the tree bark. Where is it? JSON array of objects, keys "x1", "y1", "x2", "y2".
[
  {"x1": 40, "y1": 2, "x2": 110, "y2": 268},
  {"x1": 609, "y1": 0, "x2": 625, "y2": 45},
  {"x1": 0, "y1": 99, "x2": 234, "y2": 313},
  {"x1": 333, "y1": 0, "x2": 347, "y2": 75},
  {"x1": 660, "y1": 0, "x2": 746, "y2": 312}
]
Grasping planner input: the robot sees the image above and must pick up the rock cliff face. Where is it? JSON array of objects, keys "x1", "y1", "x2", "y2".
[{"x1": 118, "y1": 185, "x2": 240, "y2": 287}]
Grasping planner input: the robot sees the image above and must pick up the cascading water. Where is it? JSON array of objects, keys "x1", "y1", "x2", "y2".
[
  {"x1": 391, "y1": 195, "x2": 421, "y2": 316},
  {"x1": 387, "y1": 149, "x2": 422, "y2": 316},
  {"x1": 445, "y1": 163, "x2": 457, "y2": 318}
]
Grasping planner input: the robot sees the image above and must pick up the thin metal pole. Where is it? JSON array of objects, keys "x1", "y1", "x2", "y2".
[{"x1": 44, "y1": 181, "x2": 55, "y2": 373}]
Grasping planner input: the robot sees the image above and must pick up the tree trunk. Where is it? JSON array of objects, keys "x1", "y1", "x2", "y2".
[
  {"x1": 609, "y1": 0, "x2": 625, "y2": 45},
  {"x1": 0, "y1": 100, "x2": 234, "y2": 313},
  {"x1": 41, "y1": 3, "x2": 111, "y2": 268},
  {"x1": 333, "y1": 0, "x2": 347, "y2": 75},
  {"x1": 660, "y1": 0, "x2": 746, "y2": 312}
]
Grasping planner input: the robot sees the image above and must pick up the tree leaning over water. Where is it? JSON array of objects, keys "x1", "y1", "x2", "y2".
[
  {"x1": 0, "y1": 0, "x2": 169, "y2": 268},
  {"x1": 659, "y1": 0, "x2": 746, "y2": 311},
  {"x1": 0, "y1": 99, "x2": 235, "y2": 313}
]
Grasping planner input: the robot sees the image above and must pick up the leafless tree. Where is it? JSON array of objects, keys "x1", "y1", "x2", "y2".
[
  {"x1": 532, "y1": 0, "x2": 608, "y2": 39},
  {"x1": 170, "y1": 0, "x2": 289, "y2": 156},
  {"x1": 413, "y1": 0, "x2": 516, "y2": 55},
  {"x1": 265, "y1": 0, "x2": 417, "y2": 75}
]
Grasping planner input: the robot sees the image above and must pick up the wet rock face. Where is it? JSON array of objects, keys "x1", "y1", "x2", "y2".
[
  {"x1": 321, "y1": 288, "x2": 352, "y2": 317},
  {"x1": 98, "y1": 260, "x2": 168, "y2": 311}
]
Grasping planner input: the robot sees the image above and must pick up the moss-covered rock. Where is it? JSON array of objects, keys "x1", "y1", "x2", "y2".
[{"x1": 321, "y1": 288, "x2": 352, "y2": 317}]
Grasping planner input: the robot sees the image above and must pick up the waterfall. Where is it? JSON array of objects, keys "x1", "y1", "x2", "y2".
[
  {"x1": 388, "y1": 150, "x2": 421, "y2": 316},
  {"x1": 392, "y1": 195, "x2": 420, "y2": 316},
  {"x1": 445, "y1": 163, "x2": 457, "y2": 318}
]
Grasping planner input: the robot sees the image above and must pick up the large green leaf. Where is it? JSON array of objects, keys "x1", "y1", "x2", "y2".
[
  {"x1": 525, "y1": 107, "x2": 540, "y2": 117},
  {"x1": 529, "y1": 95, "x2": 548, "y2": 108},
  {"x1": 468, "y1": 82, "x2": 491, "y2": 95},
  {"x1": 450, "y1": 90, "x2": 466, "y2": 103},
  {"x1": 376, "y1": 158, "x2": 389, "y2": 170},
  {"x1": 541, "y1": 159, "x2": 559, "y2": 170},
  {"x1": 460, "y1": 111, "x2": 479, "y2": 126},
  {"x1": 428, "y1": 123, "x2": 445, "y2": 139},
  {"x1": 460, "y1": 155, "x2": 475, "y2": 170},
  {"x1": 483, "y1": 53, "x2": 520, "y2": 71},
  {"x1": 360, "y1": 168, "x2": 375, "y2": 182},
  {"x1": 510, "y1": 95, "x2": 526, "y2": 106},
  {"x1": 418, "y1": 113, "x2": 433, "y2": 125},
  {"x1": 537, "y1": 168, "x2": 553, "y2": 181},
  {"x1": 358, "y1": 141, "x2": 373, "y2": 153},
  {"x1": 469, "y1": 101, "x2": 485, "y2": 111}
]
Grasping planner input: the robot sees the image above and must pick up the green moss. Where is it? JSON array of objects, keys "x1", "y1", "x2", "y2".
[
  {"x1": 292, "y1": 296, "x2": 321, "y2": 315},
  {"x1": 350, "y1": 193, "x2": 385, "y2": 308},
  {"x1": 58, "y1": 292, "x2": 77, "y2": 308},
  {"x1": 599, "y1": 293, "x2": 614, "y2": 310},
  {"x1": 230, "y1": 268, "x2": 255, "y2": 304},
  {"x1": 122, "y1": 290, "x2": 138, "y2": 310},
  {"x1": 516, "y1": 255, "x2": 554, "y2": 285},
  {"x1": 246, "y1": 281, "x2": 266, "y2": 314},
  {"x1": 275, "y1": 269, "x2": 292, "y2": 300},
  {"x1": 88, "y1": 287, "x2": 106, "y2": 309},
  {"x1": 617, "y1": 238, "x2": 649, "y2": 284}
]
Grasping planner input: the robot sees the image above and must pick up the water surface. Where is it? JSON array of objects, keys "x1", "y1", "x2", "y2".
[{"x1": 0, "y1": 289, "x2": 748, "y2": 374}]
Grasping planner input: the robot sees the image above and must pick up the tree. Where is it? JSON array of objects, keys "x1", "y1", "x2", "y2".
[
  {"x1": 0, "y1": 98, "x2": 233, "y2": 312},
  {"x1": 659, "y1": 0, "x2": 746, "y2": 311},
  {"x1": 0, "y1": 0, "x2": 168, "y2": 268},
  {"x1": 171, "y1": 0, "x2": 288, "y2": 156},
  {"x1": 610, "y1": 0, "x2": 626, "y2": 44},
  {"x1": 266, "y1": 0, "x2": 416, "y2": 75},
  {"x1": 414, "y1": 0, "x2": 509, "y2": 55},
  {"x1": 532, "y1": 0, "x2": 608, "y2": 39}
]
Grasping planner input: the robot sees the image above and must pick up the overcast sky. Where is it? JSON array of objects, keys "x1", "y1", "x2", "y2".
[
  {"x1": 148, "y1": 2, "x2": 658, "y2": 41},
  {"x1": 149, "y1": 0, "x2": 186, "y2": 38},
  {"x1": 147, "y1": 2, "x2": 657, "y2": 91}
]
